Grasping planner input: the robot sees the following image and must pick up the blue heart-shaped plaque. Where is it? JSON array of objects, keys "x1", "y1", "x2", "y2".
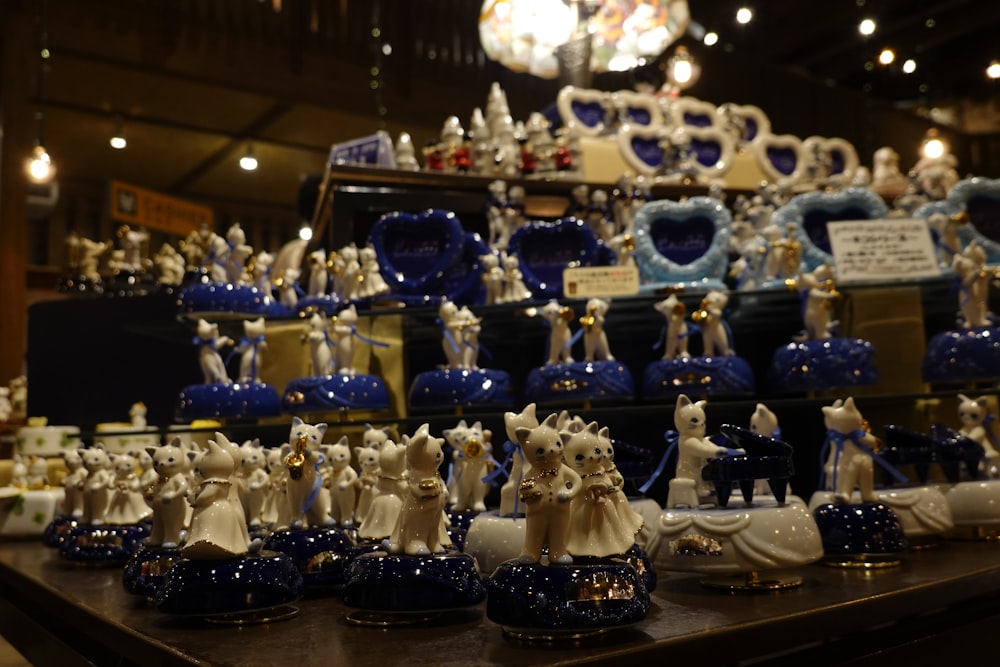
[
  {"x1": 369, "y1": 208, "x2": 465, "y2": 295},
  {"x1": 631, "y1": 136, "x2": 664, "y2": 169},
  {"x1": 632, "y1": 197, "x2": 731, "y2": 291},
  {"x1": 691, "y1": 138, "x2": 722, "y2": 169},
  {"x1": 916, "y1": 177, "x2": 1000, "y2": 264},
  {"x1": 682, "y1": 111, "x2": 714, "y2": 128},
  {"x1": 771, "y1": 188, "x2": 889, "y2": 270},
  {"x1": 507, "y1": 218, "x2": 603, "y2": 299},
  {"x1": 572, "y1": 100, "x2": 606, "y2": 129},
  {"x1": 767, "y1": 146, "x2": 799, "y2": 176},
  {"x1": 440, "y1": 232, "x2": 490, "y2": 305}
]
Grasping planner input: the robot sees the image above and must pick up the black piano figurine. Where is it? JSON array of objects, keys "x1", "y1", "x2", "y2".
[
  {"x1": 701, "y1": 424, "x2": 794, "y2": 507},
  {"x1": 931, "y1": 424, "x2": 985, "y2": 483}
]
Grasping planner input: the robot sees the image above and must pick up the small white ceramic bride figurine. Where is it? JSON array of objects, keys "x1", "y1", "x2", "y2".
[{"x1": 182, "y1": 434, "x2": 252, "y2": 559}]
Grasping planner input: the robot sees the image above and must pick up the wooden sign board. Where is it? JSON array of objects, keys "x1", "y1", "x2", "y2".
[{"x1": 109, "y1": 180, "x2": 213, "y2": 236}]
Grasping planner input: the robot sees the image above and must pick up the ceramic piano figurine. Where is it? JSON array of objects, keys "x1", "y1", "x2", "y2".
[{"x1": 655, "y1": 396, "x2": 823, "y2": 590}]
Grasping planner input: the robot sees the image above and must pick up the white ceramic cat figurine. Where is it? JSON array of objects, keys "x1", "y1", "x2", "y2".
[
  {"x1": 563, "y1": 422, "x2": 633, "y2": 557},
  {"x1": 357, "y1": 440, "x2": 407, "y2": 541},
  {"x1": 438, "y1": 300, "x2": 466, "y2": 369},
  {"x1": 183, "y1": 435, "x2": 252, "y2": 559},
  {"x1": 105, "y1": 453, "x2": 152, "y2": 525},
  {"x1": 957, "y1": 394, "x2": 1000, "y2": 477},
  {"x1": 306, "y1": 249, "x2": 328, "y2": 298},
  {"x1": 304, "y1": 312, "x2": 333, "y2": 377},
  {"x1": 692, "y1": 290, "x2": 732, "y2": 356},
  {"x1": 953, "y1": 242, "x2": 992, "y2": 329},
  {"x1": 323, "y1": 436, "x2": 358, "y2": 527},
  {"x1": 514, "y1": 413, "x2": 582, "y2": 564},
  {"x1": 387, "y1": 424, "x2": 451, "y2": 556},
  {"x1": 443, "y1": 419, "x2": 492, "y2": 512},
  {"x1": 822, "y1": 397, "x2": 880, "y2": 503},
  {"x1": 540, "y1": 300, "x2": 575, "y2": 365},
  {"x1": 458, "y1": 306, "x2": 482, "y2": 370},
  {"x1": 481, "y1": 253, "x2": 504, "y2": 305},
  {"x1": 500, "y1": 403, "x2": 537, "y2": 517},
  {"x1": 237, "y1": 317, "x2": 268, "y2": 383},
  {"x1": 654, "y1": 294, "x2": 689, "y2": 360},
  {"x1": 81, "y1": 445, "x2": 114, "y2": 525},
  {"x1": 353, "y1": 444, "x2": 381, "y2": 523},
  {"x1": 144, "y1": 438, "x2": 191, "y2": 548},
  {"x1": 331, "y1": 305, "x2": 358, "y2": 374},
  {"x1": 357, "y1": 246, "x2": 389, "y2": 298},
  {"x1": 795, "y1": 264, "x2": 839, "y2": 341},
  {"x1": 62, "y1": 449, "x2": 87, "y2": 518},
  {"x1": 195, "y1": 319, "x2": 232, "y2": 384},
  {"x1": 237, "y1": 439, "x2": 269, "y2": 528},
  {"x1": 667, "y1": 395, "x2": 741, "y2": 509},
  {"x1": 580, "y1": 298, "x2": 614, "y2": 362},
  {"x1": 281, "y1": 417, "x2": 334, "y2": 529}
]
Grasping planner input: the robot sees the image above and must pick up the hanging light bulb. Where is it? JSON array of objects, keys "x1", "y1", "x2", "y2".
[
  {"x1": 25, "y1": 144, "x2": 55, "y2": 183},
  {"x1": 664, "y1": 45, "x2": 701, "y2": 93},
  {"x1": 109, "y1": 116, "x2": 127, "y2": 150},
  {"x1": 921, "y1": 128, "x2": 947, "y2": 160},
  {"x1": 298, "y1": 224, "x2": 313, "y2": 241},
  {"x1": 987, "y1": 60, "x2": 1000, "y2": 80},
  {"x1": 239, "y1": 143, "x2": 258, "y2": 171}
]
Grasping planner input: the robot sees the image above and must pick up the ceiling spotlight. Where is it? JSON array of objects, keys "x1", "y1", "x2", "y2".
[
  {"x1": 665, "y1": 45, "x2": 701, "y2": 92},
  {"x1": 988, "y1": 60, "x2": 1000, "y2": 80},
  {"x1": 109, "y1": 117, "x2": 127, "y2": 150},
  {"x1": 25, "y1": 144, "x2": 55, "y2": 183},
  {"x1": 298, "y1": 224, "x2": 313, "y2": 242},
  {"x1": 858, "y1": 18, "x2": 876, "y2": 36},
  {"x1": 239, "y1": 144, "x2": 258, "y2": 171},
  {"x1": 736, "y1": 7, "x2": 753, "y2": 25},
  {"x1": 878, "y1": 48, "x2": 895, "y2": 66},
  {"x1": 902, "y1": 59, "x2": 917, "y2": 74},
  {"x1": 703, "y1": 31, "x2": 719, "y2": 47}
]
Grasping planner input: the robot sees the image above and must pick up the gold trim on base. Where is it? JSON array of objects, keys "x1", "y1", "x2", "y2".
[
  {"x1": 202, "y1": 604, "x2": 300, "y2": 626},
  {"x1": 344, "y1": 610, "x2": 441, "y2": 627},
  {"x1": 947, "y1": 525, "x2": 1000, "y2": 541},
  {"x1": 822, "y1": 553, "x2": 902, "y2": 569},
  {"x1": 501, "y1": 626, "x2": 609, "y2": 642},
  {"x1": 699, "y1": 571, "x2": 803, "y2": 592}
]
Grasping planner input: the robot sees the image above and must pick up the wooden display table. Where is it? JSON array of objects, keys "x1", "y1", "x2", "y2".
[{"x1": 2, "y1": 540, "x2": 1000, "y2": 665}]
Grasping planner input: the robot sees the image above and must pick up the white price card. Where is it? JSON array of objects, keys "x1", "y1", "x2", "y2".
[
  {"x1": 827, "y1": 218, "x2": 941, "y2": 284},
  {"x1": 562, "y1": 265, "x2": 640, "y2": 298}
]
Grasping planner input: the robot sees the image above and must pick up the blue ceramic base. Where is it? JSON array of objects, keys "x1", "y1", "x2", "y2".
[
  {"x1": 523, "y1": 360, "x2": 635, "y2": 406},
  {"x1": 769, "y1": 338, "x2": 878, "y2": 393},
  {"x1": 342, "y1": 551, "x2": 486, "y2": 612},
  {"x1": 122, "y1": 543, "x2": 183, "y2": 597},
  {"x1": 43, "y1": 515, "x2": 77, "y2": 548},
  {"x1": 485, "y1": 559, "x2": 650, "y2": 636},
  {"x1": 178, "y1": 282, "x2": 271, "y2": 316},
  {"x1": 177, "y1": 381, "x2": 281, "y2": 420},
  {"x1": 155, "y1": 550, "x2": 303, "y2": 616},
  {"x1": 409, "y1": 369, "x2": 514, "y2": 410},
  {"x1": 282, "y1": 374, "x2": 390, "y2": 413},
  {"x1": 641, "y1": 356, "x2": 754, "y2": 399},
  {"x1": 923, "y1": 327, "x2": 1000, "y2": 384},
  {"x1": 812, "y1": 501, "x2": 907, "y2": 565},
  {"x1": 59, "y1": 523, "x2": 151, "y2": 566},
  {"x1": 263, "y1": 527, "x2": 355, "y2": 591}
]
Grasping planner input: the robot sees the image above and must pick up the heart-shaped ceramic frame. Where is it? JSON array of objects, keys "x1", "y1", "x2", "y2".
[
  {"x1": 664, "y1": 96, "x2": 719, "y2": 130},
  {"x1": 611, "y1": 90, "x2": 663, "y2": 128},
  {"x1": 440, "y1": 232, "x2": 490, "y2": 305},
  {"x1": 770, "y1": 187, "x2": 890, "y2": 270},
  {"x1": 752, "y1": 133, "x2": 807, "y2": 185},
  {"x1": 716, "y1": 102, "x2": 772, "y2": 148},
  {"x1": 368, "y1": 208, "x2": 466, "y2": 294},
  {"x1": 632, "y1": 196, "x2": 732, "y2": 291},
  {"x1": 506, "y1": 217, "x2": 603, "y2": 298},
  {"x1": 617, "y1": 123, "x2": 666, "y2": 176},
  {"x1": 802, "y1": 135, "x2": 860, "y2": 182},
  {"x1": 915, "y1": 176, "x2": 1000, "y2": 263},
  {"x1": 556, "y1": 85, "x2": 610, "y2": 137},
  {"x1": 683, "y1": 126, "x2": 736, "y2": 180}
]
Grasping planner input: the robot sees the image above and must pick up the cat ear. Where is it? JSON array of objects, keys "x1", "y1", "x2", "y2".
[{"x1": 677, "y1": 394, "x2": 692, "y2": 409}]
